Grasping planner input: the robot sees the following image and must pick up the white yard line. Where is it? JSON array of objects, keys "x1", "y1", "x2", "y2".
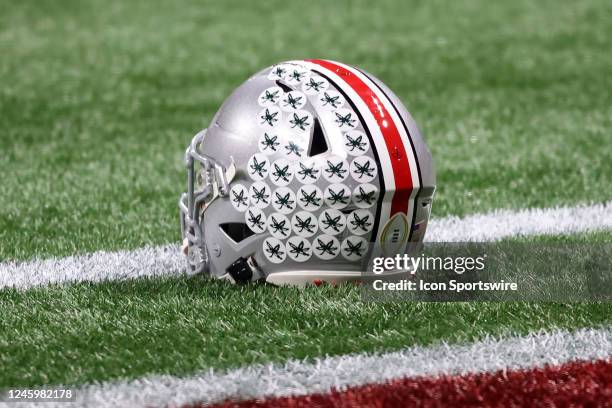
[
  {"x1": 0, "y1": 244, "x2": 186, "y2": 290},
  {"x1": 427, "y1": 201, "x2": 612, "y2": 241},
  {"x1": 15, "y1": 327, "x2": 612, "y2": 408},
  {"x1": 1, "y1": 202, "x2": 610, "y2": 290}
]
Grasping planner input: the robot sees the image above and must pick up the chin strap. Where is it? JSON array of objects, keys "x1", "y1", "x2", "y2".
[{"x1": 217, "y1": 158, "x2": 236, "y2": 197}]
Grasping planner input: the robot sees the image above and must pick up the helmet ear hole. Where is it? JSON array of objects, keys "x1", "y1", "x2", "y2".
[
  {"x1": 219, "y1": 223, "x2": 255, "y2": 243},
  {"x1": 308, "y1": 118, "x2": 329, "y2": 156}
]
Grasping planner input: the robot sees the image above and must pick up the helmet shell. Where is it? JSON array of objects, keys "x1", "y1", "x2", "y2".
[{"x1": 182, "y1": 60, "x2": 435, "y2": 285}]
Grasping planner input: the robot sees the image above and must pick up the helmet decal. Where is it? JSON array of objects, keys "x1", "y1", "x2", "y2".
[
  {"x1": 258, "y1": 132, "x2": 281, "y2": 155},
  {"x1": 317, "y1": 90, "x2": 344, "y2": 110},
  {"x1": 341, "y1": 236, "x2": 368, "y2": 261},
  {"x1": 343, "y1": 130, "x2": 370, "y2": 156},
  {"x1": 247, "y1": 153, "x2": 270, "y2": 181},
  {"x1": 323, "y1": 184, "x2": 351, "y2": 210},
  {"x1": 266, "y1": 213, "x2": 291, "y2": 239},
  {"x1": 286, "y1": 109, "x2": 313, "y2": 132},
  {"x1": 270, "y1": 158, "x2": 294, "y2": 186},
  {"x1": 318, "y1": 209, "x2": 346, "y2": 236},
  {"x1": 286, "y1": 236, "x2": 312, "y2": 262},
  {"x1": 284, "y1": 66, "x2": 308, "y2": 85},
  {"x1": 350, "y1": 156, "x2": 378, "y2": 183},
  {"x1": 280, "y1": 91, "x2": 307, "y2": 111},
  {"x1": 249, "y1": 181, "x2": 272, "y2": 209},
  {"x1": 263, "y1": 237, "x2": 287, "y2": 263},
  {"x1": 313, "y1": 235, "x2": 340, "y2": 260},
  {"x1": 322, "y1": 156, "x2": 349, "y2": 183},
  {"x1": 333, "y1": 108, "x2": 358, "y2": 129},
  {"x1": 347, "y1": 209, "x2": 374, "y2": 235},
  {"x1": 267, "y1": 64, "x2": 289, "y2": 80},
  {"x1": 291, "y1": 211, "x2": 318, "y2": 238},
  {"x1": 283, "y1": 140, "x2": 306, "y2": 160},
  {"x1": 296, "y1": 185, "x2": 323, "y2": 211},
  {"x1": 352, "y1": 183, "x2": 378, "y2": 209},
  {"x1": 245, "y1": 207, "x2": 267, "y2": 234},
  {"x1": 258, "y1": 86, "x2": 283, "y2": 107},
  {"x1": 271, "y1": 187, "x2": 296, "y2": 214},
  {"x1": 295, "y1": 160, "x2": 321, "y2": 184},
  {"x1": 229, "y1": 184, "x2": 250, "y2": 212},
  {"x1": 258, "y1": 106, "x2": 282, "y2": 129},
  {"x1": 302, "y1": 75, "x2": 329, "y2": 95}
]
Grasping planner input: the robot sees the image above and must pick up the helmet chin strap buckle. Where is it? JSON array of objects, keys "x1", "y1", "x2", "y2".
[{"x1": 226, "y1": 256, "x2": 263, "y2": 283}]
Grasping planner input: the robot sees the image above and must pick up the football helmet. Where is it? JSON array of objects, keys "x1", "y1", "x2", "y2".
[{"x1": 179, "y1": 60, "x2": 435, "y2": 286}]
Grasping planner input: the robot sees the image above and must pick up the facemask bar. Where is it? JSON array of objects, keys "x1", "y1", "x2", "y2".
[{"x1": 178, "y1": 129, "x2": 235, "y2": 273}]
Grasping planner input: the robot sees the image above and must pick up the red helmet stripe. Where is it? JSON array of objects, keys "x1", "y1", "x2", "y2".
[{"x1": 307, "y1": 59, "x2": 413, "y2": 216}]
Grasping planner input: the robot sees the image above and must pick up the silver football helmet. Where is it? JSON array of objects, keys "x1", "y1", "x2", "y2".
[{"x1": 179, "y1": 60, "x2": 435, "y2": 286}]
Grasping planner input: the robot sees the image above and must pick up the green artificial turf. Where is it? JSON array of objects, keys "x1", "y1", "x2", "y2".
[
  {"x1": 0, "y1": 230, "x2": 609, "y2": 389},
  {"x1": 504, "y1": 230, "x2": 612, "y2": 243},
  {"x1": 1, "y1": 0, "x2": 611, "y2": 392},
  {"x1": 1, "y1": 0, "x2": 611, "y2": 260},
  {"x1": 0, "y1": 276, "x2": 610, "y2": 389}
]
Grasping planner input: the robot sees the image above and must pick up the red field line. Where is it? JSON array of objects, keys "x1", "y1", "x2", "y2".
[{"x1": 201, "y1": 359, "x2": 612, "y2": 408}]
